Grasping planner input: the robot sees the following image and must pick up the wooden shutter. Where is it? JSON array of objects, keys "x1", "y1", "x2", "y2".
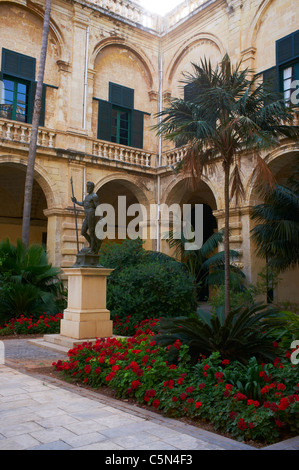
[
  {"x1": 294, "y1": 31, "x2": 299, "y2": 58},
  {"x1": 263, "y1": 66, "x2": 278, "y2": 92},
  {"x1": 277, "y1": 36, "x2": 293, "y2": 65},
  {"x1": 131, "y1": 109, "x2": 144, "y2": 149},
  {"x1": 109, "y1": 82, "x2": 134, "y2": 109},
  {"x1": 276, "y1": 30, "x2": 299, "y2": 65},
  {"x1": 263, "y1": 66, "x2": 279, "y2": 104},
  {"x1": 97, "y1": 99, "x2": 112, "y2": 141},
  {"x1": 2, "y1": 49, "x2": 35, "y2": 80},
  {"x1": 27, "y1": 82, "x2": 47, "y2": 126}
]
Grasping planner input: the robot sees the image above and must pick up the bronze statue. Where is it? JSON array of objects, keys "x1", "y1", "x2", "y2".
[{"x1": 71, "y1": 181, "x2": 101, "y2": 254}]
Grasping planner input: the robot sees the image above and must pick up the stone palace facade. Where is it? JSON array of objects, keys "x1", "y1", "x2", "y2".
[{"x1": 0, "y1": 0, "x2": 298, "y2": 302}]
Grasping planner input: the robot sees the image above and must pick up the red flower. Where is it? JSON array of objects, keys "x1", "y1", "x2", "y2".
[
  {"x1": 238, "y1": 418, "x2": 247, "y2": 431},
  {"x1": 275, "y1": 419, "x2": 284, "y2": 428},
  {"x1": 222, "y1": 359, "x2": 229, "y2": 365},
  {"x1": 180, "y1": 393, "x2": 187, "y2": 401},
  {"x1": 195, "y1": 402, "x2": 202, "y2": 408},
  {"x1": 172, "y1": 396, "x2": 178, "y2": 402},
  {"x1": 84, "y1": 365, "x2": 91, "y2": 374},
  {"x1": 152, "y1": 400, "x2": 160, "y2": 409},
  {"x1": 279, "y1": 397, "x2": 290, "y2": 410},
  {"x1": 277, "y1": 383, "x2": 286, "y2": 391},
  {"x1": 229, "y1": 411, "x2": 238, "y2": 421},
  {"x1": 198, "y1": 383, "x2": 206, "y2": 390}
]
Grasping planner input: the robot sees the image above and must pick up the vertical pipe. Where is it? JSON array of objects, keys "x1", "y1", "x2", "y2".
[
  {"x1": 156, "y1": 39, "x2": 163, "y2": 252},
  {"x1": 83, "y1": 26, "x2": 89, "y2": 130}
]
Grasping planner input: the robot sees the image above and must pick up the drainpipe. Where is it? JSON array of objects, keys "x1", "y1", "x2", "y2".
[
  {"x1": 156, "y1": 40, "x2": 163, "y2": 252},
  {"x1": 83, "y1": 25, "x2": 89, "y2": 130}
]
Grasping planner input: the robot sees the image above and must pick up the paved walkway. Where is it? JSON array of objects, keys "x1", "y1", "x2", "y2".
[{"x1": 0, "y1": 338, "x2": 298, "y2": 451}]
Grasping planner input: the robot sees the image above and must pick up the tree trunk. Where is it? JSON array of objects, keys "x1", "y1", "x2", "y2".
[
  {"x1": 21, "y1": 0, "x2": 52, "y2": 246},
  {"x1": 224, "y1": 162, "x2": 231, "y2": 318}
]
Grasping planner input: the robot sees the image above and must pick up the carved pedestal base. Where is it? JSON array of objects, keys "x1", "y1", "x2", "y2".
[{"x1": 59, "y1": 266, "x2": 113, "y2": 341}]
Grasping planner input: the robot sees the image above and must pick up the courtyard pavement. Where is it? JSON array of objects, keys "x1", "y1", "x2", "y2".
[{"x1": 0, "y1": 338, "x2": 298, "y2": 451}]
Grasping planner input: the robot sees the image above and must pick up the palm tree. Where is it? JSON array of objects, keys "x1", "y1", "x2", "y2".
[
  {"x1": 155, "y1": 54, "x2": 299, "y2": 317},
  {"x1": 250, "y1": 162, "x2": 299, "y2": 272},
  {"x1": 166, "y1": 227, "x2": 245, "y2": 299},
  {"x1": 22, "y1": 0, "x2": 52, "y2": 246}
]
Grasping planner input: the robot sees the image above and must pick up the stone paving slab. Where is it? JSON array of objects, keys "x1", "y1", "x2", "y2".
[
  {"x1": 0, "y1": 338, "x2": 298, "y2": 452},
  {"x1": 0, "y1": 364, "x2": 252, "y2": 451}
]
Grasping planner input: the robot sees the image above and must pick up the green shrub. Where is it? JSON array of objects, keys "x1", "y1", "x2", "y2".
[
  {"x1": 0, "y1": 239, "x2": 66, "y2": 322},
  {"x1": 99, "y1": 239, "x2": 197, "y2": 324}
]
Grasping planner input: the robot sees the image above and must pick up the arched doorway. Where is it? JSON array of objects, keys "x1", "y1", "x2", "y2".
[
  {"x1": 249, "y1": 150, "x2": 299, "y2": 304},
  {"x1": 163, "y1": 177, "x2": 218, "y2": 300},
  {"x1": 0, "y1": 163, "x2": 48, "y2": 246},
  {"x1": 96, "y1": 177, "x2": 153, "y2": 250}
]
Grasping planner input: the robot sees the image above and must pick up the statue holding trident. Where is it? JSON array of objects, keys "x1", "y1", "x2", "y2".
[{"x1": 71, "y1": 180, "x2": 102, "y2": 255}]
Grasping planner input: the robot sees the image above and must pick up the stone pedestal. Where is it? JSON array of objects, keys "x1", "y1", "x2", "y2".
[{"x1": 59, "y1": 266, "x2": 113, "y2": 341}]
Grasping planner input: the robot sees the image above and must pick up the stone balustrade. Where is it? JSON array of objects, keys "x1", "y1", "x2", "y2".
[
  {"x1": 0, "y1": 118, "x2": 56, "y2": 148},
  {"x1": 164, "y1": 0, "x2": 209, "y2": 31},
  {"x1": 92, "y1": 139, "x2": 154, "y2": 167},
  {"x1": 92, "y1": 0, "x2": 161, "y2": 31},
  {"x1": 162, "y1": 146, "x2": 186, "y2": 166},
  {"x1": 89, "y1": 0, "x2": 212, "y2": 33}
]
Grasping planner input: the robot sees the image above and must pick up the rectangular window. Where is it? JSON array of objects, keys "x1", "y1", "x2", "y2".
[
  {"x1": 96, "y1": 83, "x2": 145, "y2": 149},
  {"x1": 111, "y1": 106, "x2": 131, "y2": 146},
  {"x1": 0, "y1": 76, "x2": 29, "y2": 122},
  {"x1": 263, "y1": 30, "x2": 299, "y2": 105},
  {"x1": 1, "y1": 48, "x2": 47, "y2": 126}
]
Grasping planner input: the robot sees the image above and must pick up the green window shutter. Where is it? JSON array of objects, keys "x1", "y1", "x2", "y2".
[
  {"x1": 263, "y1": 66, "x2": 278, "y2": 93},
  {"x1": 27, "y1": 82, "x2": 47, "y2": 126},
  {"x1": 131, "y1": 109, "x2": 144, "y2": 149},
  {"x1": 277, "y1": 36, "x2": 293, "y2": 65},
  {"x1": 27, "y1": 81, "x2": 36, "y2": 124},
  {"x1": 97, "y1": 99, "x2": 112, "y2": 141},
  {"x1": 294, "y1": 31, "x2": 299, "y2": 57},
  {"x1": 2, "y1": 49, "x2": 36, "y2": 80},
  {"x1": 39, "y1": 84, "x2": 47, "y2": 127},
  {"x1": 109, "y1": 82, "x2": 134, "y2": 109}
]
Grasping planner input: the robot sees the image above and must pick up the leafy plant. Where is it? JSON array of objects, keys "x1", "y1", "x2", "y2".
[
  {"x1": 166, "y1": 227, "x2": 246, "y2": 300},
  {"x1": 154, "y1": 302, "x2": 287, "y2": 364},
  {"x1": 99, "y1": 239, "x2": 197, "y2": 325},
  {"x1": 0, "y1": 238, "x2": 65, "y2": 321},
  {"x1": 251, "y1": 159, "x2": 299, "y2": 272}
]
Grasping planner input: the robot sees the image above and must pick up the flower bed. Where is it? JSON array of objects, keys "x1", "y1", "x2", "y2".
[
  {"x1": 0, "y1": 313, "x2": 63, "y2": 336},
  {"x1": 53, "y1": 318, "x2": 299, "y2": 445}
]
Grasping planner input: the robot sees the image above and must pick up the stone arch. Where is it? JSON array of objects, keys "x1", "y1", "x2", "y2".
[
  {"x1": 0, "y1": 155, "x2": 59, "y2": 209},
  {"x1": 244, "y1": 0, "x2": 274, "y2": 51},
  {"x1": 246, "y1": 143, "x2": 299, "y2": 205},
  {"x1": 95, "y1": 172, "x2": 154, "y2": 207},
  {"x1": 0, "y1": 157, "x2": 57, "y2": 246},
  {"x1": 163, "y1": 173, "x2": 219, "y2": 210},
  {"x1": 247, "y1": 145, "x2": 299, "y2": 304},
  {"x1": 94, "y1": 173, "x2": 155, "y2": 249},
  {"x1": 0, "y1": 0, "x2": 65, "y2": 62},
  {"x1": 166, "y1": 33, "x2": 225, "y2": 92},
  {"x1": 91, "y1": 37, "x2": 155, "y2": 90}
]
